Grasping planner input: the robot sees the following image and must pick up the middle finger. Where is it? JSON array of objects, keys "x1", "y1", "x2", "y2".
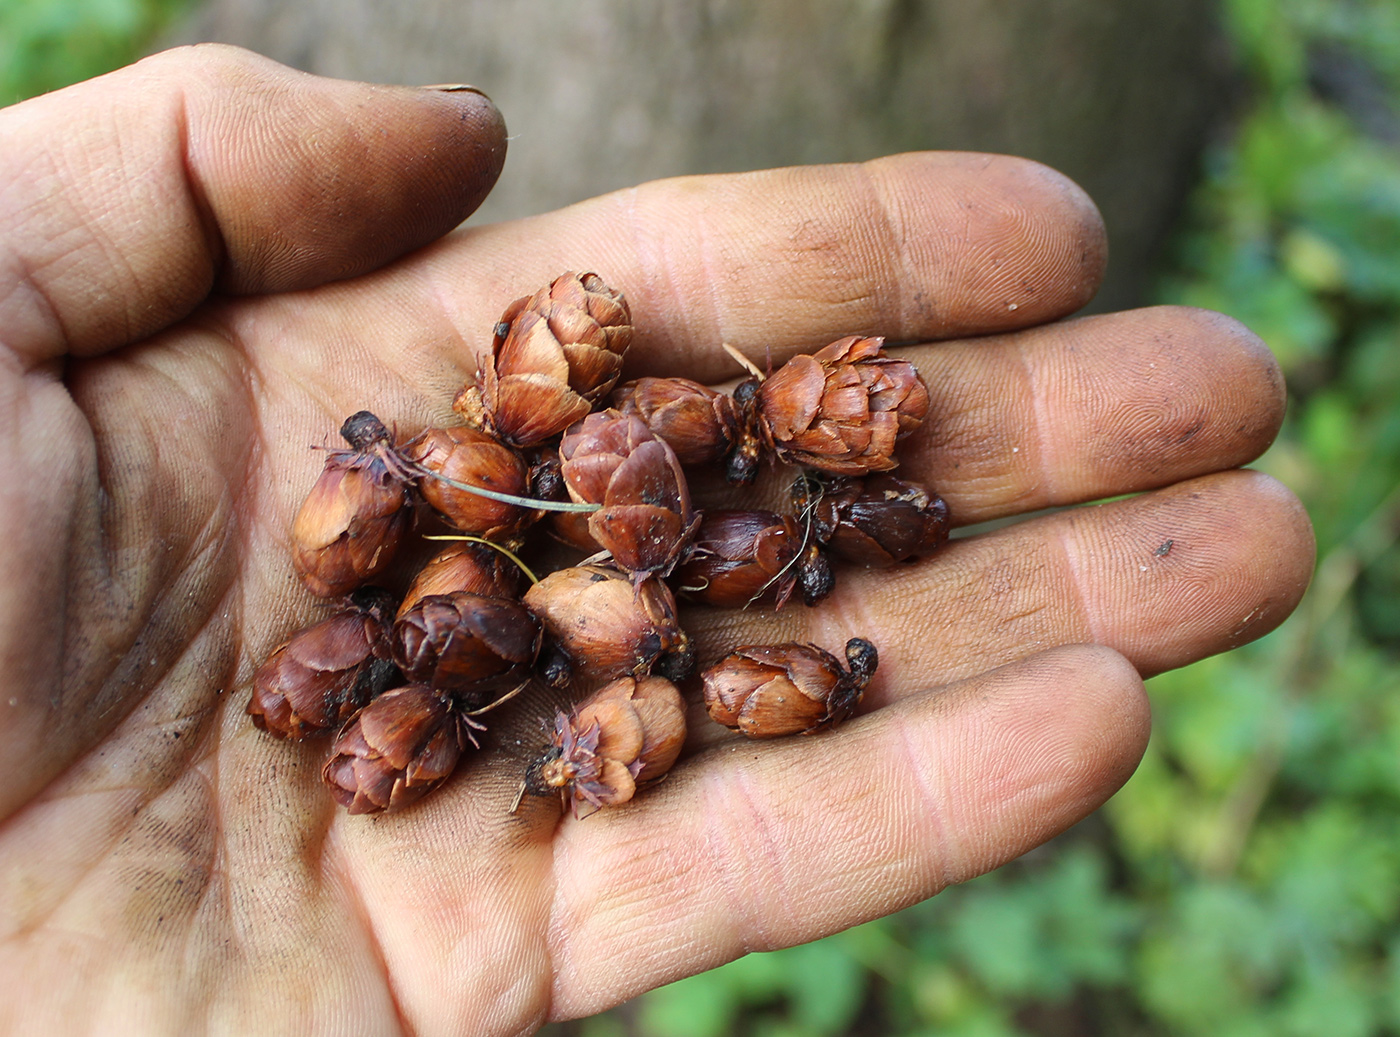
[{"x1": 691, "y1": 303, "x2": 1284, "y2": 525}]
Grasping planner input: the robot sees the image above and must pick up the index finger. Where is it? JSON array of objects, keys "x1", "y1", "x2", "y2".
[{"x1": 438, "y1": 152, "x2": 1107, "y2": 381}]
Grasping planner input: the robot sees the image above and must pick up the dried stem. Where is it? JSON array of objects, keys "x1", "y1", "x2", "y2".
[
  {"x1": 386, "y1": 445, "x2": 601, "y2": 514},
  {"x1": 745, "y1": 473, "x2": 821, "y2": 609},
  {"x1": 721, "y1": 342, "x2": 765, "y2": 380},
  {"x1": 422, "y1": 534, "x2": 540, "y2": 584},
  {"x1": 465, "y1": 679, "x2": 531, "y2": 717},
  {"x1": 509, "y1": 781, "x2": 528, "y2": 814}
]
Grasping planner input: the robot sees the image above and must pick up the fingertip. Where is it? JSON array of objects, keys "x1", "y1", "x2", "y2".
[
  {"x1": 1014, "y1": 642, "x2": 1150, "y2": 800},
  {"x1": 869, "y1": 151, "x2": 1108, "y2": 331},
  {"x1": 1053, "y1": 469, "x2": 1315, "y2": 675},
  {"x1": 170, "y1": 45, "x2": 509, "y2": 293},
  {"x1": 1217, "y1": 469, "x2": 1317, "y2": 638},
  {"x1": 1161, "y1": 304, "x2": 1289, "y2": 446},
  {"x1": 1029, "y1": 156, "x2": 1110, "y2": 313},
  {"x1": 912, "y1": 642, "x2": 1148, "y2": 885}
]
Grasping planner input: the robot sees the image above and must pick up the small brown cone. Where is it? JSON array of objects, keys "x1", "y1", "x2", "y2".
[
  {"x1": 399, "y1": 426, "x2": 534, "y2": 540},
  {"x1": 392, "y1": 592, "x2": 541, "y2": 706},
  {"x1": 291, "y1": 412, "x2": 412, "y2": 598},
  {"x1": 398, "y1": 541, "x2": 526, "y2": 619},
  {"x1": 322, "y1": 684, "x2": 471, "y2": 814},
  {"x1": 612, "y1": 377, "x2": 746, "y2": 467},
  {"x1": 757, "y1": 336, "x2": 929, "y2": 475},
  {"x1": 525, "y1": 675, "x2": 687, "y2": 816},
  {"x1": 808, "y1": 474, "x2": 951, "y2": 566},
  {"x1": 456, "y1": 271, "x2": 633, "y2": 447},
  {"x1": 672, "y1": 510, "x2": 832, "y2": 609},
  {"x1": 247, "y1": 587, "x2": 399, "y2": 740},
  {"x1": 702, "y1": 638, "x2": 878, "y2": 738},
  {"x1": 523, "y1": 564, "x2": 691, "y2": 685},
  {"x1": 558, "y1": 409, "x2": 699, "y2": 578}
]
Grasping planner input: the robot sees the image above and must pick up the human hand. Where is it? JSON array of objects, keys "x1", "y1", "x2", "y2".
[{"x1": 0, "y1": 45, "x2": 1313, "y2": 1034}]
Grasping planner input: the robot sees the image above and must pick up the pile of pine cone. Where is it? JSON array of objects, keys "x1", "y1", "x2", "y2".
[{"x1": 247, "y1": 272, "x2": 948, "y2": 816}]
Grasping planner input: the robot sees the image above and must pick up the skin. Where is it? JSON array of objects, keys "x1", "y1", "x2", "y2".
[{"x1": 0, "y1": 44, "x2": 1313, "y2": 1036}]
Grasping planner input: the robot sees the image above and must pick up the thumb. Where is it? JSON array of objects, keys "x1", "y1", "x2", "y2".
[{"x1": 0, "y1": 44, "x2": 507, "y2": 364}]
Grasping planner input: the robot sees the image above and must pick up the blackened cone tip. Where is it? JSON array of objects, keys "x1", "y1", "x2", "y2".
[
  {"x1": 341, "y1": 411, "x2": 392, "y2": 450},
  {"x1": 733, "y1": 377, "x2": 761, "y2": 404},
  {"x1": 845, "y1": 638, "x2": 879, "y2": 685},
  {"x1": 799, "y1": 551, "x2": 835, "y2": 607},
  {"x1": 348, "y1": 585, "x2": 399, "y2": 619},
  {"x1": 725, "y1": 448, "x2": 760, "y2": 485},
  {"x1": 656, "y1": 637, "x2": 697, "y2": 682}
]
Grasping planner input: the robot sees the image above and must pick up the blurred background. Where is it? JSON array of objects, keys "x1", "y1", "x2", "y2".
[{"x1": 7, "y1": 0, "x2": 1400, "y2": 1032}]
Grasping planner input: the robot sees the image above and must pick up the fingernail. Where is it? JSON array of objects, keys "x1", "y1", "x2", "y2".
[{"x1": 422, "y1": 83, "x2": 492, "y2": 102}]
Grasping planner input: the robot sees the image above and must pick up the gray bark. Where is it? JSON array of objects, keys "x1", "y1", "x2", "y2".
[{"x1": 173, "y1": 0, "x2": 1227, "y2": 311}]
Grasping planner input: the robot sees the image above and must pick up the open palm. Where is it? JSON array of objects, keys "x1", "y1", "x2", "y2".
[{"x1": 0, "y1": 46, "x2": 1313, "y2": 1035}]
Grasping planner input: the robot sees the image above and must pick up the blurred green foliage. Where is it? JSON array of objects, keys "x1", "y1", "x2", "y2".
[
  {"x1": 604, "y1": 0, "x2": 1400, "y2": 1035},
  {"x1": 0, "y1": 0, "x2": 191, "y2": 106}
]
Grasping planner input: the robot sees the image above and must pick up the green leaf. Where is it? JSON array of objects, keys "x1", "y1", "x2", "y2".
[{"x1": 637, "y1": 968, "x2": 740, "y2": 1037}]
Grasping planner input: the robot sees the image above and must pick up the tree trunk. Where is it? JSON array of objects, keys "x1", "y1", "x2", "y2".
[{"x1": 173, "y1": 0, "x2": 1227, "y2": 311}]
